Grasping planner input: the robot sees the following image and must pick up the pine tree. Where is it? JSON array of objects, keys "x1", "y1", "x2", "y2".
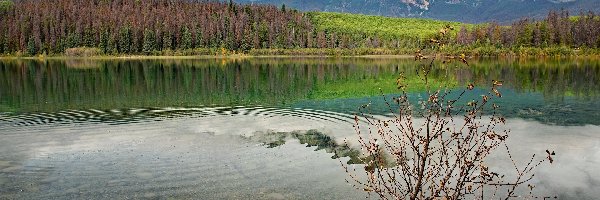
[
  {"x1": 83, "y1": 28, "x2": 94, "y2": 47},
  {"x1": 107, "y1": 36, "x2": 117, "y2": 55},
  {"x1": 27, "y1": 36, "x2": 36, "y2": 55},
  {"x1": 119, "y1": 26, "x2": 132, "y2": 53},
  {"x1": 0, "y1": 34, "x2": 4, "y2": 54},
  {"x1": 99, "y1": 29, "x2": 109, "y2": 54},
  {"x1": 195, "y1": 26, "x2": 203, "y2": 48},
  {"x1": 142, "y1": 28, "x2": 156, "y2": 54},
  {"x1": 181, "y1": 27, "x2": 192, "y2": 50},
  {"x1": 65, "y1": 33, "x2": 80, "y2": 49},
  {"x1": 163, "y1": 32, "x2": 172, "y2": 51}
]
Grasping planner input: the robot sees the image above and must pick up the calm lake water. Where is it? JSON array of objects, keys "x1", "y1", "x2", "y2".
[{"x1": 1, "y1": 57, "x2": 599, "y2": 199}]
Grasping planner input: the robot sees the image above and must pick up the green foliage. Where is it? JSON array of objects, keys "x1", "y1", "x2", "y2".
[
  {"x1": 1, "y1": 58, "x2": 598, "y2": 126},
  {"x1": 64, "y1": 33, "x2": 80, "y2": 49},
  {"x1": 517, "y1": 24, "x2": 534, "y2": 46},
  {"x1": 180, "y1": 27, "x2": 193, "y2": 50},
  {"x1": 99, "y1": 29, "x2": 110, "y2": 54},
  {"x1": 82, "y1": 28, "x2": 95, "y2": 47},
  {"x1": 0, "y1": 0, "x2": 13, "y2": 13},
  {"x1": 163, "y1": 32, "x2": 173, "y2": 51},
  {"x1": 107, "y1": 35, "x2": 117, "y2": 55},
  {"x1": 194, "y1": 27, "x2": 203, "y2": 48},
  {"x1": 142, "y1": 29, "x2": 156, "y2": 54},
  {"x1": 442, "y1": 44, "x2": 578, "y2": 57},
  {"x1": 26, "y1": 36, "x2": 36, "y2": 56},
  {"x1": 119, "y1": 26, "x2": 132, "y2": 53},
  {"x1": 308, "y1": 12, "x2": 470, "y2": 41},
  {"x1": 0, "y1": 0, "x2": 597, "y2": 57}
]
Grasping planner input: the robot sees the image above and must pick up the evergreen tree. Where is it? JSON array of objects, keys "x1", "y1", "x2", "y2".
[
  {"x1": 131, "y1": 30, "x2": 141, "y2": 53},
  {"x1": 107, "y1": 36, "x2": 117, "y2": 55},
  {"x1": 228, "y1": 0, "x2": 234, "y2": 12},
  {"x1": 517, "y1": 24, "x2": 533, "y2": 47},
  {"x1": 195, "y1": 27, "x2": 203, "y2": 48},
  {"x1": 142, "y1": 29, "x2": 156, "y2": 54},
  {"x1": 258, "y1": 22, "x2": 269, "y2": 48},
  {"x1": 65, "y1": 33, "x2": 80, "y2": 49},
  {"x1": 163, "y1": 32, "x2": 173, "y2": 50},
  {"x1": 99, "y1": 29, "x2": 109, "y2": 54},
  {"x1": 181, "y1": 27, "x2": 192, "y2": 50},
  {"x1": 83, "y1": 28, "x2": 94, "y2": 47},
  {"x1": 27, "y1": 36, "x2": 36, "y2": 55},
  {"x1": 0, "y1": 0, "x2": 318, "y2": 54},
  {"x1": 1, "y1": 0, "x2": 595, "y2": 55},
  {"x1": 119, "y1": 26, "x2": 132, "y2": 53},
  {"x1": 0, "y1": 35, "x2": 4, "y2": 54},
  {"x1": 55, "y1": 38, "x2": 65, "y2": 53}
]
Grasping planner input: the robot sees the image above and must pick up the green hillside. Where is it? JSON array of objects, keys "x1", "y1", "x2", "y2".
[
  {"x1": 236, "y1": 0, "x2": 600, "y2": 23},
  {"x1": 307, "y1": 12, "x2": 472, "y2": 40}
]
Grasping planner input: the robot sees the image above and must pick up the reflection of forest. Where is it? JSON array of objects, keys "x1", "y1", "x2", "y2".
[
  {"x1": 456, "y1": 59, "x2": 600, "y2": 100},
  {"x1": 0, "y1": 58, "x2": 598, "y2": 114}
]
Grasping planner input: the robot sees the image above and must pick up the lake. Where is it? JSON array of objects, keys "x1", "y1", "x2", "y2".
[{"x1": 1, "y1": 57, "x2": 599, "y2": 199}]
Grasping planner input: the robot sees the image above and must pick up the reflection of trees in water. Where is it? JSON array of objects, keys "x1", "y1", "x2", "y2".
[
  {"x1": 246, "y1": 130, "x2": 363, "y2": 164},
  {"x1": 0, "y1": 58, "x2": 410, "y2": 112},
  {"x1": 0, "y1": 58, "x2": 598, "y2": 113},
  {"x1": 454, "y1": 59, "x2": 600, "y2": 100},
  {"x1": 0, "y1": 59, "x2": 312, "y2": 111}
]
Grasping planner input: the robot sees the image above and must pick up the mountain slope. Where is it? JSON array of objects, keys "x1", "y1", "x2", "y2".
[
  {"x1": 235, "y1": 0, "x2": 600, "y2": 23},
  {"x1": 308, "y1": 12, "x2": 468, "y2": 39}
]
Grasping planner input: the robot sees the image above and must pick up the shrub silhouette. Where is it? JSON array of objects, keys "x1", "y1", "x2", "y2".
[{"x1": 341, "y1": 26, "x2": 555, "y2": 199}]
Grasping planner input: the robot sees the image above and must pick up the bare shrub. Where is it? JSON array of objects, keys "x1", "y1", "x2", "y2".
[{"x1": 341, "y1": 26, "x2": 555, "y2": 200}]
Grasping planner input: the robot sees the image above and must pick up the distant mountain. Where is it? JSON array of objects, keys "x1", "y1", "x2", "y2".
[{"x1": 234, "y1": 0, "x2": 600, "y2": 23}]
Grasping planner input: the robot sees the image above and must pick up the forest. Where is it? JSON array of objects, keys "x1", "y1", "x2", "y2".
[
  {"x1": 0, "y1": 0, "x2": 315, "y2": 56},
  {"x1": 451, "y1": 10, "x2": 600, "y2": 56},
  {"x1": 0, "y1": 0, "x2": 598, "y2": 56}
]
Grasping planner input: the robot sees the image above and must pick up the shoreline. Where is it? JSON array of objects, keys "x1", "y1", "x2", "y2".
[
  {"x1": 1, "y1": 54, "x2": 599, "y2": 60},
  {"x1": 0, "y1": 54, "x2": 417, "y2": 60}
]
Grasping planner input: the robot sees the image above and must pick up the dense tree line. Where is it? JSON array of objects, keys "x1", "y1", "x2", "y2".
[
  {"x1": 0, "y1": 0, "x2": 598, "y2": 56},
  {"x1": 454, "y1": 10, "x2": 600, "y2": 49},
  {"x1": 0, "y1": 0, "x2": 455, "y2": 56},
  {"x1": 0, "y1": 0, "x2": 326, "y2": 55}
]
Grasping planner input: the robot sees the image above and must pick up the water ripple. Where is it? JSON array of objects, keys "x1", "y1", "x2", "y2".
[{"x1": 0, "y1": 106, "x2": 356, "y2": 133}]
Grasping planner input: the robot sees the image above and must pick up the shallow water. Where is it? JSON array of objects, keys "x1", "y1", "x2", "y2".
[
  {"x1": 0, "y1": 113, "x2": 363, "y2": 199},
  {"x1": 1, "y1": 58, "x2": 599, "y2": 199}
]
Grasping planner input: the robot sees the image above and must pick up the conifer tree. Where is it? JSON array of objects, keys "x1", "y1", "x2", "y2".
[
  {"x1": 181, "y1": 27, "x2": 192, "y2": 50},
  {"x1": 163, "y1": 32, "x2": 173, "y2": 51},
  {"x1": 143, "y1": 29, "x2": 156, "y2": 54},
  {"x1": 99, "y1": 29, "x2": 109, "y2": 54},
  {"x1": 26, "y1": 36, "x2": 36, "y2": 55},
  {"x1": 195, "y1": 27, "x2": 203, "y2": 48},
  {"x1": 119, "y1": 26, "x2": 132, "y2": 53}
]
